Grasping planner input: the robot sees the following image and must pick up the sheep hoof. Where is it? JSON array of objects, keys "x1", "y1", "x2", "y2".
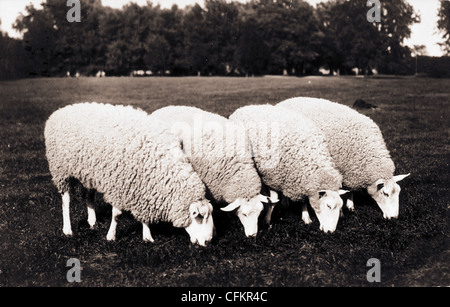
[
  {"x1": 87, "y1": 220, "x2": 96, "y2": 229},
  {"x1": 346, "y1": 198, "x2": 355, "y2": 211},
  {"x1": 63, "y1": 228, "x2": 73, "y2": 237},
  {"x1": 143, "y1": 236, "x2": 155, "y2": 243},
  {"x1": 106, "y1": 233, "x2": 116, "y2": 241},
  {"x1": 88, "y1": 221, "x2": 97, "y2": 230},
  {"x1": 302, "y1": 215, "x2": 313, "y2": 225}
]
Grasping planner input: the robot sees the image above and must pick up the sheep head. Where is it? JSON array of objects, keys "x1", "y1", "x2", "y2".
[
  {"x1": 367, "y1": 173, "x2": 410, "y2": 219},
  {"x1": 309, "y1": 189, "x2": 349, "y2": 233},
  {"x1": 184, "y1": 201, "x2": 214, "y2": 246},
  {"x1": 221, "y1": 195, "x2": 264, "y2": 237}
]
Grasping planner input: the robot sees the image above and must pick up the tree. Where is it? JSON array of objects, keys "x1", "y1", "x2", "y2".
[
  {"x1": 317, "y1": 0, "x2": 418, "y2": 75},
  {"x1": 144, "y1": 34, "x2": 171, "y2": 74},
  {"x1": 156, "y1": 5, "x2": 185, "y2": 74},
  {"x1": 249, "y1": 0, "x2": 321, "y2": 75},
  {"x1": 377, "y1": 0, "x2": 420, "y2": 74},
  {"x1": 14, "y1": 3, "x2": 59, "y2": 76},
  {"x1": 14, "y1": 0, "x2": 105, "y2": 76},
  {"x1": 411, "y1": 44, "x2": 426, "y2": 75},
  {"x1": 438, "y1": 0, "x2": 450, "y2": 55},
  {"x1": 316, "y1": 1, "x2": 344, "y2": 74},
  {"x1": 6, "y1": 0, "x2": 420, "y2": 78},
  {"x1": 181, "y1": 4, "x2": 209, "y2": 75},
  {"x1": 203, "y1": 0, "x2": 240, "y2": 74},
  {"x1": 52, "y1": 0, "x2": 105, "y2": 75},
  {"x1": 233, "y1": 18, "x2": 270, "y2": 76},
  {"x1": 0, "y1": 31, "x2": 31, "y2": 80},
  {"x1": 105, "y1": 40, "x2": 132, "y2": 75},
  {"x1": 112, "y1": 3, "x2": 154, "y2": 73}
]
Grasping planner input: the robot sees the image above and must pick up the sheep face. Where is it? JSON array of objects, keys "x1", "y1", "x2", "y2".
[
  {"x1": 309, "y1": 190, "x2": 348, "y2": 233},
  {"x1": 221, "y1": 196, "x2": 264, "y2": 237},
  {"x1": 367, "y1": 173, "x2": 410, "y2": 219},
  {"x1": 184, "y1": 201, "x2": 214, "y2": 246}
]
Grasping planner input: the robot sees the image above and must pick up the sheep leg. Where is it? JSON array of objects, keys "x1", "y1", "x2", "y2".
[
  {"x1": 62, "y1": 191, "x2": 73, "y2": 236},
  {"x1": 142, "y1": 222, "x2": 155, "y2": 243},
  {"x1": 301, "y1": 203, "x2": 313, "y2": 225},
  {"x1": 86, "y1": 190, "x2": 96, "y2": 229},
  {"x1": 346, "y1": 192, "x2": 355, "y2": 211},
  {"x1": 106, "y1": 207, "x2": 122, "y2": 241},
  {"x1": 264, "y1": 203, "x2": 275, "y2": 226}
]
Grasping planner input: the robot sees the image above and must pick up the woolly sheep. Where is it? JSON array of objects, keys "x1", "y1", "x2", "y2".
[
  {"x1": 44, "y1": 102, "x2": 214, "y2": 246},
  {"x1": 277, "y1": 97, "x2": 410, "y2": 219},
  {"x1": 150, "y1": 106, "x2": 264, "y2": 237},
  {"x1": 229, "y1": 104, "x2": 348, "y2": 233}
]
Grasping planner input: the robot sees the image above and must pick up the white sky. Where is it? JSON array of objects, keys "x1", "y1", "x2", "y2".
[{"x1": 0, "y1": 0, "x2": 446, "y2": 56}]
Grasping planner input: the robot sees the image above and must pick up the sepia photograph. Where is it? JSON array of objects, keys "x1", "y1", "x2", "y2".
[{"x1": 0, "y1": 0, "x2": 448, "y2": 291}]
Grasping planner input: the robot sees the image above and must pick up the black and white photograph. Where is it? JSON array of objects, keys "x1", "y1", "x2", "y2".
[{"x1": 0, "y1": 0, "x2": 448, "y2": 291}]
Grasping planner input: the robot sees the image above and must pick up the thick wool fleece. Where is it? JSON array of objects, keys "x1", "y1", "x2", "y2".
[
  {"x1": 277, "y1": 97, "x2": 395, "y2": 189},
  {"x1": 150, "y1": 106, "x2": 261, "y2": 204},
  {"x1": 229, "y1": 104, "x2": 342, "y2": 201},
  {"x1": 44, "y1": 102, "x2": 208, "y2": 228}
]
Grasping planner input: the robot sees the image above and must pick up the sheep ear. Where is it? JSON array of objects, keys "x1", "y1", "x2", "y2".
[
  {"x1": 393, "y1": 173, "x2": 410, "y2": 183},
  {"x1": 318, "y1": 190, "x2": 327, "y2": 198},
  {"x1": 375, "y1": 179, "x2": 385, "y2": 191},
  {"x1": 199, "y1": 204, "x2": 209, "y2": 219},
  {"x1": 258, "y1": 194, "x2": 270, "y2": 203},
  {"x1": 191, "y1": 209, "x2": 199, "y2": 218},
  {"x1": 190, "y1": 202, "x2": 201, "y2": 218},
  {"x1": 221, "y1": 200, "x2": 241, "y2": 212},
  {"x1": 338, "y1": 189, "x2": 350, "y2": 195},
  {"x1": 269, "y1": 190, "x2": 280, "y2": 203}
]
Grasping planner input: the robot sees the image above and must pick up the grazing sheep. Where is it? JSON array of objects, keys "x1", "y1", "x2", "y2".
[
  {"x1": 277, "y1": 97, "x2": 410, "y2": 219},
  {"x1": 259, "y1": 185, "x2": 282, "y2": 227},
  {"x1": 44, "y1": 103, "x2": 214, "y2": 246},
  {"x1": 150, "y1": 106, "x2": 264, "y2": 237},
  {"x1": 230, "y1": 104, "x2": 348, "y2": 233}
]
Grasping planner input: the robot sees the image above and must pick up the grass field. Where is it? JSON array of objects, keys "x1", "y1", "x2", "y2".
[{"x1": 0, "y1": 76, "x2": 448, "y2": 287}]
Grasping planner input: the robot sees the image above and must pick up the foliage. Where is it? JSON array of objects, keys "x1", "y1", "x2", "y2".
[
  {"x1": 1, "y1": 0, "x2": 422, "y2": 78},
  {"x1": 0, "y1": 32, "x2": 30, "y2": 79},
  {"x1": 316, "y1": 0, "x2": 418, "y2": 75},
  {"x1": 438, "y1": 0, "x2": 450, "y2": 55}
]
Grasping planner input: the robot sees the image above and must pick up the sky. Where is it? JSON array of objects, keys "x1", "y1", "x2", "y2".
[{"x1": 0, "y1": 0, "x2": 446, "y2": 56}]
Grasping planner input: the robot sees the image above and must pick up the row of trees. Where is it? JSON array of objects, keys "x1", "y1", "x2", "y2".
[
  {"x1": 1, "y1": 0, "x2": 449, "y2": 79},
  {"x1": 438, "y1": 0, "x2": 450, "y2": 56}
]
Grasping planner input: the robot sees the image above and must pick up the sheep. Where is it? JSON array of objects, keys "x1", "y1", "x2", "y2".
[
  {"x1": 149, "y1": 106, "x2": 264, "y2": 237},
  {"x1": 229, "y1": 104, "x2": 348, "y2": 233},
  {"x1": 277, "y1": 97, "x2": 410, "y2": 219},
  {"x1": 44, "y1": 102, "x2": 214, "y2": 246}
]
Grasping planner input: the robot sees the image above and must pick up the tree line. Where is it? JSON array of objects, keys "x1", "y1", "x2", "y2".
[{"x1": 0, "y1": 0, "x2": 449, "y2": 79}]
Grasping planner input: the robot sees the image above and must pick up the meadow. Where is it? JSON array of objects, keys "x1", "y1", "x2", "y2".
[{"x1": 0, "y1": 76, "x2": 448, "y2": 287}]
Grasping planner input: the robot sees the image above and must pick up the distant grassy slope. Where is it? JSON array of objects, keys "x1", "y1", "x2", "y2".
[{"x1": 0, "y1": 76, "x2": 448, "y2": 286}]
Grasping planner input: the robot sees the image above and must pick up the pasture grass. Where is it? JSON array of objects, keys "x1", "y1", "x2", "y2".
[{"x1": 0, "y1": 76, "x2": 448, "y2": 286}]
